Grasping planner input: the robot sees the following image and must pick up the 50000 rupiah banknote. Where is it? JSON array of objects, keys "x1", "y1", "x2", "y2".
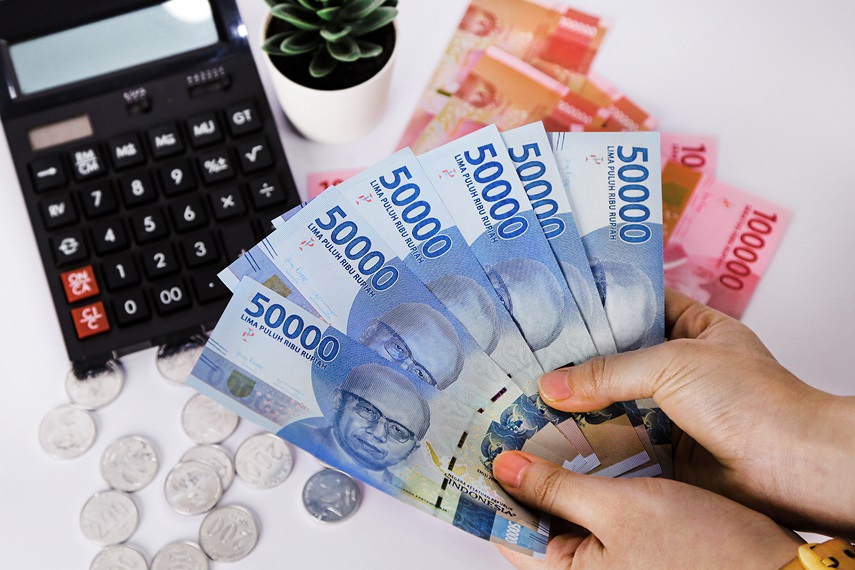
[{"x1": 189, "y1": 277, "x2": 550, "y2": 557}]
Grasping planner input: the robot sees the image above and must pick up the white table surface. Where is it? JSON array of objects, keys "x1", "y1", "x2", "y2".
[{"x1": 2, "y1": 0, "x2": 854, "y2": 568}]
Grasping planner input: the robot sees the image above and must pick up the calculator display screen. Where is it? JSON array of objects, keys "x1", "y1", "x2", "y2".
[{"x1": 8, "y1": 0, "x2": 220, "y2": 96}]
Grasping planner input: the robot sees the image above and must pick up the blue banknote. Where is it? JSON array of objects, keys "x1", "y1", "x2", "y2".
[
  {"x1": 188, "y1": 277, "x2": 550, "y2": 556},
  {"x1": 332, "y1": 148, "x2": 544, "y2": 392},
  {"x1": 501, "y1": 122, "x2": 618, "y2": 357},
  {"x1": 418, "y1": 125, "x2": 599, "y2": 387},
  {"x1": 549, "y1": 130, "x2": 670, "y2": 474}
]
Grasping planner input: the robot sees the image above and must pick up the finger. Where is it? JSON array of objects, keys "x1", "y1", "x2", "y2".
[
  {"x1": 493, "y1": 451, "x2": 624, "y2": 537},
  {"x1": 664, "y1": 287, "x2": 733, "y2": 341},
  {"x1": 497, "y1": 545, "x2": 544, "y2": 570}
]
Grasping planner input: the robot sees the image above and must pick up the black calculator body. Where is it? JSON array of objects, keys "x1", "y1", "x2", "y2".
[{"x1": 0, "y1": 0, "x2": 299, "y2": 372}]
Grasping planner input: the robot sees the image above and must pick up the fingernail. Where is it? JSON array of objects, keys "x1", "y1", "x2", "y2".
[
  {"x1": 539, "y1": 370, "x2": 573, "y2": 403},
  {"x1": 493, "y1": 452, "x2": 533, "y2": 488}
]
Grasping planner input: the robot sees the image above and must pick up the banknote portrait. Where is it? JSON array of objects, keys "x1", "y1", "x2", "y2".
[
  {"x1": 357, "y1": 302, "x2": 465, "y2": 390},
  {"x1": 426, "y1": 273, "x2": 500, "y2": 355},
  {"x1": 590, "y1": 258, "x2": 657, "y2": 352},
  {"x1": 485, "y1": 257, "x2": 565, "y2": 352},
  {"x1": 284, "y1": 363, "x2": 431, "y2": 482}
]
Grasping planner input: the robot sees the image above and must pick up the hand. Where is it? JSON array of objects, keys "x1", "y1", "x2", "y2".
[
  {"x1": 538, "y1": 289, "x2": 855, "y2": 539},
  {"x1": 493, "y1": 451, "x2": 802, "y2": 569}
]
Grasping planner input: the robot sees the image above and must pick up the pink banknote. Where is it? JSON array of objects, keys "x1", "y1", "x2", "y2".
[
  {"x1": 305, "y1": 167, "x2": 363, "y2": 199},
  {"x1": 660, "y1": 133, "x2": 718, "y2": 176},
  {"x1": 663, "y1": 161, "x2": 792, "y2": 318}
]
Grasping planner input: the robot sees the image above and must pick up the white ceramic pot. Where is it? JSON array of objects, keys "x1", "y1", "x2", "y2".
[{"x1": 263, "y1": 18, "x2": 397, "y2": 145}]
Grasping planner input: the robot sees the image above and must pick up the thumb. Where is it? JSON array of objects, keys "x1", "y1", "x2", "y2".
[{"x1": 493, "y1": 450, "x2": 626, "y2": 537}]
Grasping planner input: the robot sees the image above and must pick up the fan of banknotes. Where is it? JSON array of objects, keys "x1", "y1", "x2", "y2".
[{"x1": 187, "y1": 122, "x2": 669, "y2": 558}]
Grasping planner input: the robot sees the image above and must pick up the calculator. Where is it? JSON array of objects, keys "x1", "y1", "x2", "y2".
[{"x1": 0, "y1": 0, "x2": 300, "y2": 373}]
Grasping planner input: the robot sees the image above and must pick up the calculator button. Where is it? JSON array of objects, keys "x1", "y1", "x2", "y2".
[
  {"x1": 79, "y1": 183, "x2": 118, "y2": 218},
  {"x1": 192, "y1": 269, "x2": 230, "y2": 304},
  {"x1": 108, "y1": 134, "x2": 146, "y2": 170},
  {"x1": 152, "y1": 280, "x2": 191, "y2": 315},
  {"x1": 209, "y1": 186, "x2": 246, "y2": 221},
  {"x1": 29, "y1": 156, "x2": 67, "y2": 192},
  {"x1": 186, "y1": 112, "x2": 224, "y2": 148},
  {"x1": 221, "y1": 223, "x2": 257, "y2": 262},
  {"x1": 169, "y1": 195, "x2": 208, "y2": 232},
  {"x1": 225, "y1": 101, "x2": 262, "y2": 137},
  {"x1": 119, "y1": 171, "x2": 158, "y2": 207},
  {"x1": 51, "y1": 229, "x2": 88, "y2": 266},
  {"x1": 112, "y1": 290, "x2": 151, "y2": 327},
  {"x1": 248, "y1": 175, "x2": 287, "y2": 210},
  {"x1": 101, "y1": 255, "x2": 140, "y2": 291},
  {"x1": 198, "y1": 149, "x2": 235, "y2": 185},
  {"x1": 130, "y1": 207, "x2": 169, "y2": 244},
  {"x1": 147, "y1": 124, "x2": 184, "y2": 159},
  {"x1": 91, "y1": 219, "x2": 129, "y2": 255},
  {"x1": 141, "y1": 244, "x2": 179, "y2": 279},
  {"x1": 236, "y1": 138, "x2": 273, "y2": 174},
  {"x1": 60, "y1": 265, "x2": 100, "y2": 303},
  {"x1": 40, "y1": 194, "x2": 78, "y2": 230},
  {"x1": 180, "y1": 231, "x2": 219, "y2": 268},
  {"x1": 158, "y1": 159, "x2": 196, "y2": 196},
  {"x1": 71, "y1": 301, "x2": 111, "y2": 339},
  {"x1": 69, "y1": 145, "x2": 107, "y2": 182}
]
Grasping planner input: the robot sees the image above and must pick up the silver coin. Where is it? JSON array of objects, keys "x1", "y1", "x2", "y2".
[
  {"x1": 101, "y1": 436, "x2": 158, "y2": 492},
  {"x1": 302, "y1": 469, "x2": 361, "y2": 524},
  {"x1": 198, "y1": 505, "x2": 258, "y2": 562},
  {"x1": 156, "y1": 335, "x2": 207, "y2": 385},
  {"x1": 80, "y1": 490, "x2": 139, "y2": 545},
  {"x1": 180, "y1": 444, "x2": 234, "y2": 492},
  {"x1": 150, "y1": 541, "x2": 208, "y2": 570},
  {"x1": 164, "y1": 460, "x2": 222, "y2": 515},
  {"x1": 180, "y1": 393, "x2": 239, "y2": 444},
  {"x1": 90, "y1": 544, "x2": 147, "y2": 570},
  {"x1": 38, "y1": 404, "x2": 97, "y2": 459},
  {"x1": 66, "y1": 360, "x2": 124, "y2": 410},
  {"x1": 234, "y1": 433, "x2": 292, "y2": 489}
]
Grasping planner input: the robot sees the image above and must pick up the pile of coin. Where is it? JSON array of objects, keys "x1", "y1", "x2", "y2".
[{"x1": 38, "y1": 339, "x2": 362, "y2": 568}]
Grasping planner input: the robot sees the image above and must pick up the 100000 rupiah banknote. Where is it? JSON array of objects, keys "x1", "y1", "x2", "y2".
[
  {"x1": 662, "y1": 161, "x2": 791, "y2": 318},
  {"x1": 189, "y1": 277, "x2": 550, "y2": 556}
]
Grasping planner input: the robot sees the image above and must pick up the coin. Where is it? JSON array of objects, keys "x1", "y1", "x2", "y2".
[
  {"x1": 180, "y1": 393, "x2": 239, "y2": 444},
  {"x1": 302, "y1": 469, "x2": 361, "y2": 524},
  {"x1": 234, "y1": 433, "x2": 292, "y2": 489},
  {"x1": 198, "y1": 505, "x2": 258, "y2": 562},
  {"x1": 90, "y1": 544, "x2": 147, "y2": 570},
  {"x1": 164, "y1": 460, "x2": 222, "y2": 515},
  {"x1": 38, "y1": 404, "x2": 97, "y2": 459},
  {"x1": 180, "y1": 444, "x2": 234, "y2": 492},
  {"x1": 100, "y1": 436, "x2": 158, "y2": 492},
  {"x1": 156, "y1": 335, "x2": 207, "y2": 385},
  {"x1": 80, "y1": 490, "x2": 139, "y2": 546},
  {"x1": 150, "y1": 541, "x2": 208, "y2": 570},
  {"x1": 66, "y1": 360, "x2": 124, "y2": 410}
]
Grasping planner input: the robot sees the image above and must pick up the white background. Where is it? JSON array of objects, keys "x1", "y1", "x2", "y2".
[{"x1": 1, "y1": 0, "x2": 854, "y2": 568}]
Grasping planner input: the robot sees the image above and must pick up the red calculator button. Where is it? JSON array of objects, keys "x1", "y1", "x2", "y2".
[
  {"x1": 60, "y1": 265, "x2": 100, "y2": 303},
  {"x1": 71, "y1": 302, "x2": 110, "y2": 339}
]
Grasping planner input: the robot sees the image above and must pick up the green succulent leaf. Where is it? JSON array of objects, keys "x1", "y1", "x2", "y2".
[
  {"x1": 339, "y1": 0, "x2": 385, "y2": 21},
  {"x1": 317, "y1": 7, "x2": 340, "y2": 21},
  {"x1": 327, "y1": 36, "x2": 360, "y2": 62},
  {"x1": 382, "y1": 0, "x2": 398, "y2": 7},
  {"x1": 355, "y1": 39, "x2": 382, "y2": 58},
  {"x1": 320, "y1": 22, "x2": 353, "y2": 42},
  {"x1": 295, "y1": 0, "x2": 321, "y2": 9},
  {"x1": 261, "y1": 31, "x2": 297, "y2": 55},
  {"x1": 309, "y1": 47, "x2": 338, "y2": 78},
  {"x1": 271, "y1": 4, "x2": 323, "y2": 30},
  {"x1": 264, "y1": 0, "x2": 280, "y2": 9},
  {"x1": 280, "y1": 29, "x2": 322, "y2": 55},
  {"x1": 348, "y1": 6, "x2": 396, "y2": 35}
]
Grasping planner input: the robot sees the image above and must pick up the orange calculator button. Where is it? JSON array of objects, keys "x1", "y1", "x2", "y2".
[
  {"x1": 71, "y1": 301, "x2": 110, "y2": 339},
  {"x1": 60, "y1": 265, "x2": 100, "y2": 303}
]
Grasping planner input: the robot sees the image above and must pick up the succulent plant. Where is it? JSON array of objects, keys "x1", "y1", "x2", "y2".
[{"x1": 263, "y1": 0, "x2": 398, "y2": 79}]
